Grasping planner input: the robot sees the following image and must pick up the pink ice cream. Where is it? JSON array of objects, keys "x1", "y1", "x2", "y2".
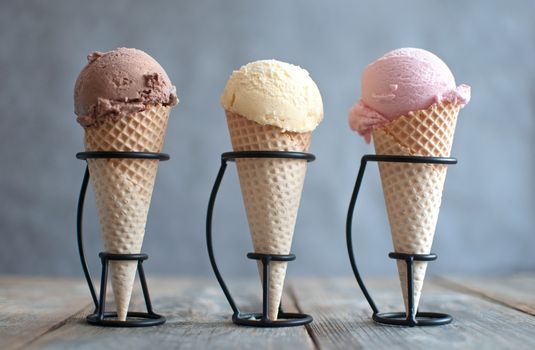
[{"x1": 348, "y1": 48, "x2": 470, "y2": 143}]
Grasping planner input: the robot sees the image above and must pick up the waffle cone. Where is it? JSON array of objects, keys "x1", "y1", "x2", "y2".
[
  {"x1": 372, "y1": 102, "x2": 460, "y2": 317},
  {"x1": 84, "y1": 105, "x2": 170, "y2": 321},
  {"x1": 226, "y1": 111, "x2": 310, "y2": 320}
]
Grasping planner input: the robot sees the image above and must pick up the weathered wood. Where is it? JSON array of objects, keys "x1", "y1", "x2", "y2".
[
  {"x1": 289, "y1": 277, "x2": 535, "y2": 350},
  {"x1": 438, "y1": 273, "x2": 535, "y2": 316},
  {"x1": 0, "y1": 276, "x2": 90, "y2": 350},
  {"x1": 26, "y1": 278, "x2": 314, "y2": 350},
  {"x1": 4, "y1": 276, "x2": 535, "y2": 349}
]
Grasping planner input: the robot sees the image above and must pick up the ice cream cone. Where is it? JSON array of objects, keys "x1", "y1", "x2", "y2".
[
  {"x1": 84, "y1": 105, "x2": 170, "y2": 321},
  {"x1": 372, "y1": 102, "x2": 460, "y2": 317},
  {"x1": 226, "y1": 111, "x2": 310, "y2": 320}
]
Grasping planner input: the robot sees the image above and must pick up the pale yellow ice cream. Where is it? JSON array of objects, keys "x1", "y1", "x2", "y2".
[{"x1": 220, "y1": 59, "x2": 323, "y2": 132}]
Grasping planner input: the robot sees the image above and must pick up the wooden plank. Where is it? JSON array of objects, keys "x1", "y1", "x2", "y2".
[
  {"x1": 0, "y1": 276, "x2": 91, "y2": 350},
  {"x1": 27, "y1": 278, "x2": 315, "y2": 350},
  {"x1": 290, "y1": 277, "x2": 535, "y2": 350},
  {"x1": 438, "y1": 273, "x2": 535, "y2": 316}
]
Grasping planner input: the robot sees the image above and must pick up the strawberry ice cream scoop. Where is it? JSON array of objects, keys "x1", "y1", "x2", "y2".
[{"x1": 349, "y1": 48, "x2": 470, "y2": 143}]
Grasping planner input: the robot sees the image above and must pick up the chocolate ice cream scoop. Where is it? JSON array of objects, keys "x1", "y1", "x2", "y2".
[{"x1": 74, "y1": 47, "x2": 178, "y2": 127}]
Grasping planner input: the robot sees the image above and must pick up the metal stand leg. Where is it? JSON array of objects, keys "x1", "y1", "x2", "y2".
[
  {"x1": 85, "y1": 253, "x2": 166, "y2": 327},
  {"x1": 231, "y1": 253, "x2": 313, "y2": 327},
  {"x1": 373, "y1": 253, "x2": 452, "y2": 326}
]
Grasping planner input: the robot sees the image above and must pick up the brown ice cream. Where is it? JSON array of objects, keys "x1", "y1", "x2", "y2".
[{"x1": 74, "y1": 48, "x2": 178, "y2": 127}]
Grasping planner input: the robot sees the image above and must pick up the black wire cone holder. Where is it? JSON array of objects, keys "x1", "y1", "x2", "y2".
[
  {"x1": 206, "y1": 151, "x2": 315, "y2": 327},
  {"x1": 76, "y1": 151, "x2": 168, "y2": 327},
  {"x1": 346, "y1": 154, "x2": 457, "y2": 327}
]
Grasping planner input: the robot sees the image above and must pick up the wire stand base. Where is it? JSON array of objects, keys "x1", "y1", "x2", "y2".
[
  {"x1": 346, "y1": 154, "x2": 457, "y2": 327},
  {"x1": 373, "y1": 312, "x2": 452, "y2": 327},
  {"x1": 85, "y1": 253, "x2": 165, "y2": 327},
  {"x1": 372, "y1": 252, "x2": 452, "y2": 326},
  {"x1": 206, "y1": 151, "x2": 315, "y2": 328},
  {"x1": 232, "y1": 253, "x2": 312, "y2": 327},
  {"x1": 76, "y1": 151, "x2": 169, "y2": 327},
  {"x1": 233, "y1": 312, "x2": 313, "y2": 328}
]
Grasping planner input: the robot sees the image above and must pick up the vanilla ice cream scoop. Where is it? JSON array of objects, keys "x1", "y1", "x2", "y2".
[
  {"x1": 349, "y1": 48, "x2": 470, "y2": 142},
  {"x1": 221, "y1": 59, "x2": 323, "y2": 133}
]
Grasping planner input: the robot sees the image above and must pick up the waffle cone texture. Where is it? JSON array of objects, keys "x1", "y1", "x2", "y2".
[
  {"x1": 226, "y1": 111, "x2": 310, "y2": 320},
  {"x1": 84, "y1": 105, "x2": 170, "y2": 321},
  {"x1": 372, "y1": 102, "x2": 460, "y2": 317}
]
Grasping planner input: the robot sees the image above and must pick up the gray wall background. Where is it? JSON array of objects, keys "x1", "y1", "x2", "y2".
[{"x1": 0, "y1": 0, "x2": 533, "y2": 279}]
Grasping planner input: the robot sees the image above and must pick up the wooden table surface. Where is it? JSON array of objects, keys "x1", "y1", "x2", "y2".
[{"x1": 1, "y1": 274, "x2": 534, "y2": 349}]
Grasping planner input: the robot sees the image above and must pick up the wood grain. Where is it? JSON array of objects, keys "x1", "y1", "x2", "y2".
[
  {"x1": 0, "y1": 276, "x2": 91, "y2": 350},
  {"x1": 26, "y1": 278, "x2": 314, "y2": 350},
  {"x1": 289, "y1": 277, "x2": 535, "y2": 350},
  {"x1": 3, "y1": 275, "x2": 535, "y2": 350},
  {"x1": 437, "y1": 273, "x2": 535, "y2": 316}
]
